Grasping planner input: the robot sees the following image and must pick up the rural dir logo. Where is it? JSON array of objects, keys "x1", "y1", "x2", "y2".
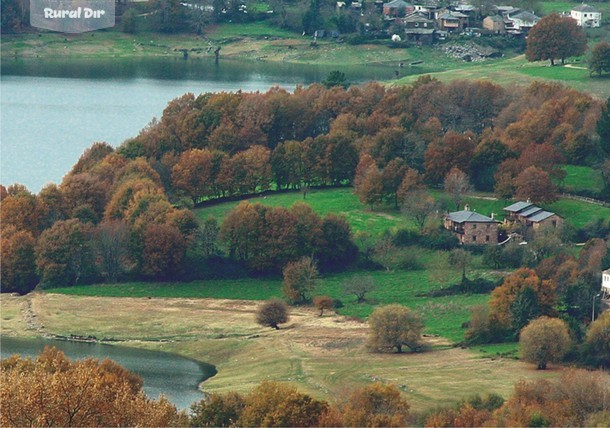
[{"x1": 31, "y1": 0, "x2": 114, "y2": 33}]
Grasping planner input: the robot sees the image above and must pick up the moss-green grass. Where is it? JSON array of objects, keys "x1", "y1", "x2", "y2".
[
  {"x1": 549, "y1": 198, "x2": 610, "y2": 228},
  {"x1": 560, "y1": 165, "x2": 605, "y2": 194}
]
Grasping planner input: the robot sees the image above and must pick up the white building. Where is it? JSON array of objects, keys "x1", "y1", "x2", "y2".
[
  {"x1": 602, "y1": 269, "x2": 610, "y2": 299},
  {"x1": 570, "y1": 4, "x2": 601, "y2": 28}
]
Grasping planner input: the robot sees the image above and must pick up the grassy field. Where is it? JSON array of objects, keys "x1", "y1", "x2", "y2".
[
  {"x1": 1, "y1": 293, "x2": 557, "y2": 412},
  {"x1": 560, "y1": 165, "x2": 605, "y2": 194}
]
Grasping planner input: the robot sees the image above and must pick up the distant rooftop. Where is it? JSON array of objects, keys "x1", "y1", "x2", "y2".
[
  {"x1": 447, "y1": 210, "x2": 498, "y2": 223},
  {"x1": 572, "y1": 4, "x2": 599, "y2": 12},
  {"x1": 503, "y1": 201, "x2": 533, "y2": 213}
]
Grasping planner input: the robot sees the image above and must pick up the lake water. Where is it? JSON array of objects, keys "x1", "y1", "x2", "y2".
[
  {"x1": 1, "y1": 57, "x2": 397, "y2": 192},
  {"x1": 0, "y1": 335, "x2": 216, "y2": 410}
]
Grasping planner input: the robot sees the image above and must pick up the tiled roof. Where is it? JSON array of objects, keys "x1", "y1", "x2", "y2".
[
  {"x1": 447, "y1": 210, "x2": 498, "y2": 223},
  {"x1": 384, "y1": 0, "x2": 412, "y2": 8},
  {"x1": 503, "y1": 201, "x2": 533, "y2": 212},
  {"x1": 572, "y1": 4, "x2": 598, "y2": 12},
  {"x1": 527, "y1": 211, "x2": 556, "y2": 222},
  {"x1": 519, "y1": 205, "x2": 543, "y2": 217},
  {"x1": 509, "y1": 10, "x2": 539, "y2": 22}
]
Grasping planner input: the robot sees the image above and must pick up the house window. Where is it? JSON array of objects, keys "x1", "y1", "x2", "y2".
[
  {"x1": 486, "y1": 235, "x2": 490, "y2": 242},
  {"x1": 472, "y1": 236, "x2": 477, "y2": 242},
  {"x1": 552, "y1": 220, "x2": 557, "y2": 227},
  {"x1": 472, "y1": 224, "x2": 477, "y2": 229},
  {"x1": 486, "y1": 224, "x2": 490, "y2": 229}
]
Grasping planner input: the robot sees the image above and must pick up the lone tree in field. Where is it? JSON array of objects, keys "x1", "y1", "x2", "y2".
[
  {"x1": 448, "y1": 248, "x2": 472, "y2": 284},
  {"x1": 256, "y1": 299, "x2": 289, "y2": 330},
  {"x1": 589, "y1": 41, "x2": 610, "y2": 77},
  {"x1": 313, "y1": 295, "x2": 334, "y2": 316},
  {"x1": 368, "y1": 304, "x2": 424, "y2": 353},
  {"x1": 526, "y1": 13, "x2": 587, "y2": 66},
  {"x1": 282, "y1": 257, "x2": 318, "y2": 304},
  {"x1": 343, "y1": 275, "x2": 377, "y2": 303},
  {"x1": 519, "y1": 316, "x2": 571, "y2": 369}
]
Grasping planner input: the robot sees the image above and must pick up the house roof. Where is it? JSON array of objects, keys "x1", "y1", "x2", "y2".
[
  {"x1": 384, "y1": 0, "x2": 412, "y2": 8},
  {"x1": 439, "y1": 10, "x2": 468, "y2": 19},
  {"x1": 403, "y1": 11, "x2": 433, "y2": 22},
  {"x1": 503, "y1": 201, "x2": 533, "y2": 213},
  {"x1": 519, "y1": 205, "x2": 543, "y2": 217},
  {"x1": 572, "y1": 4, "x2": 598, "y2": 13},
  {"x1": 508, "y1": 10, "x2": 539, "y2": 22},
  {"x1": 446, "y1": 210, "x2": 498, "y2": 223},
  {"x1": 527, "y1": 211, "x2": 556, "y2": 223}
]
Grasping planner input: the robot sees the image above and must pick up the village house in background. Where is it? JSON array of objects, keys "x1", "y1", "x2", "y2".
[
  {"x1": 570, "y1": 4, "x2": 602, "y2": 28},
  {"x1": 444, "y1": 206, "x2": 500, "y2": 245},
  {"x1": 503, "y1": 201, "x2": 563, "y2": 231}
]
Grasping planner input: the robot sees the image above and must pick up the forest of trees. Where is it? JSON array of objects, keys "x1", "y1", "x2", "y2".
[{"x1": 1, "y1": 79, "x2": 607, "y2": 293}]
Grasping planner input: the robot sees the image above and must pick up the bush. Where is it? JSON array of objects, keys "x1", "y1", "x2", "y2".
[
  {"x1": 392, "y1": 228, "x2": 420, "y2": 247},
  {"x1": 420, "y1": 229, "x2": 459, "y2": 250},
  {"x1": 519, "y1": 316, "x2": 572, "y2": 369},
  {"x1": 256, "y1": 299, "x2": 289, "y2": 330}
]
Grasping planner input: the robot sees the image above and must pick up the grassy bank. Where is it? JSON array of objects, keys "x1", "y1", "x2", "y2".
[{"x1": 1, "y1": 293, "x2": 555, "y2": 412}]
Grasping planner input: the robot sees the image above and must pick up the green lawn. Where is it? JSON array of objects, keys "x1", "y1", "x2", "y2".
[
  {"x1": 560, "y1": 165, "x2": 605, "y2": 194},
  {"x1": 206, "y1": 22, "x2": 300, "y2": 40},
  {"x1": 549, "y1": 198, "x2": 610, "y2": 229}
]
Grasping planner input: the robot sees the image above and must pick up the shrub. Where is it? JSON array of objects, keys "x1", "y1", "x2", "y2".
[{"x1": 256, "y1": 299, "x2": 289, "y2": 330}]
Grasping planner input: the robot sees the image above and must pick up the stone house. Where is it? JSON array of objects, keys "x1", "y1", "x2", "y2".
[
  {"x1": 483, "y1": 15, "x2": 505, "y2": 33},
  {"x1": 504, "y1": 10, "x2": 540, "y2": 33},
  {"x1": 570, "y1": 4, "x2": 601, "y2": 28},
  {"x1": 383, "y1": 0, "x2": 415, "y2": 18},
  {"x1": 444, "y1": 207, "x2": 500, "y2": 245},
  {"x1": 437, "y1": 10, "x2": 469, "y2": 31},
  {"x1": 502, "y1": 201, "x2": 563, "y2": 231},
  {"x1": 402, "y1": 12, "x2": 436, "y2": 44}
]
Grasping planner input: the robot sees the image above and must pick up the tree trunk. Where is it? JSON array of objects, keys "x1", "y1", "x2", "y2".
[
  {"x1": 396, "y1": 344, "x2": 402, "y2": 353},
  {"x1": 550, "y1": 58, "x2": 555, "y2": 66},
  {"x1": 537, "y1": 361, "x2": 547, "y2": 370}
]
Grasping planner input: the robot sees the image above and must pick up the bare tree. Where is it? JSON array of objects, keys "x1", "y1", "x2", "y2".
[
  {"x1": 343, "y1": 275, "x2": 377, "y2": 303},
  {"x1": 444, "y1": 167, "x2": 472, "y2": 210},
  {"x1": 256, "y1": 299, "x2": 289, "y2": 330},
  {"x1": 401, "y1": 189, "x2": 438, "y2": 233}
]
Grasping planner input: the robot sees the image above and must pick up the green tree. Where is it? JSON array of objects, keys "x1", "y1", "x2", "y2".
[
  {"x1": 519, "y1": 316, "x2": 571, "y2": 369},
  {"x1": 343, "y1": 275, "x2": 377, "y2": 303},
  {"x1": 190, "y1": 392, "x2": 245, "y2": 427},
  {"x1": 448, "y1": 248, "x2": 472, "y2": 284},
  {"x1": 322, "y1": 70, "x2": 349, "y2": 89},
  {"x1": 121, "y1": 8, "x2": 138, "y2": 33},
  {"x1": 589, "y1": 41, "x2": 610, "y2": 77},
  {"x1": 256, "y1": 299, "x2": 289, "y2": 330},
  {"x1": 282, "y1": 257, "x2": 318, "y2": 304},
  {"x1": 525, "y1": 13, "x2": 587, "y2": 66},
  {"x1": 583, "y1": 311, "x2": 610, "y2": 368},
  {"x1": 598, "y1": 98, "x2": 610, "y2": 156},
  {"x1": 367, "y1": 304, "x2": 424, "y2": 353}
]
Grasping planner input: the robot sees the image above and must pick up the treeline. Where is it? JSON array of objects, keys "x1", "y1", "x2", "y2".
[
  {"x1": 3, "y1": 347, "x2": 609, "y2": 427},
  {"x1": 1, "y1": 80, "x2": 608, "y2": 292}
]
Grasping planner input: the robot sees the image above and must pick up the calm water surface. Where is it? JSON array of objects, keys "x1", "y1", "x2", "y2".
[
  {"x1": 1, "y1": 57, "x2": 398, "y2": 191},
  {"x1": 0, "y1": 335, "x2": 216, "y2": 410}
]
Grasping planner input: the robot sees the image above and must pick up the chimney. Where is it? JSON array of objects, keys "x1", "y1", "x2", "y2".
[
  {"x1": 464, "y1": 204, "x2": 470, "y2": 211},
  {"x1": 491, "y1": 212, "x2": 495, "y2": 220}
]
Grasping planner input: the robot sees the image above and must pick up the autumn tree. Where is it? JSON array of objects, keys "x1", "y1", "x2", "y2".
[
  {"x1": 313, "y1": 295, "x2": 334, "y2": 316},
  {"x1": 526, "y1": 14, "x2": 587, "y2": 66},
  {"x1": 589, "y1": 41, "x2": 610, "y2": 76},
  {"x1": 396, "y1": 168, "x2": 423, "y2": 206},
  {"x1": 490, "y1": 268, "x2": 557, "y2": 331},
  {"x1": 444, "y1": 167, "x2": 472, "y2": 210},
  {"x1": 424, "y1": 131, "x2": 476, "y2": 184},
  {"x1": 514, "y1": 166, "x2": 558, "y2": 204},
  {"x1": 340, "y1": 382, "x2": 410, "y2": 427},
  {"x1": 519, "y1": 316, "x2": 571, "y2": 369},
  {"x1": 343, "y1": 275, "x2": 377, "y2": 303},
  {"x1": 583, "y1": 311, "x2": 610, "y2": 368},
  {"x1": 140, "y1": 223, "x2": 187, "y2": 279},
  {"x1": 368, "y1": 304, "x2": 424, "y2": 353},
  {"x1": 283, "y1": 257, "x2": 318, "y2": 304},
  {"x1": 256, "y1": 299, "x2": 289, "y2": 330},
  {"x1": 0, "y1": 184, "x2": 41, "y2": 235},
  {"x1": 382, "y1": 158, "x2": 408, "y2": 208},
  {"x1": 0, "y1": 227, "x2": 38, "y2": 294},
  {"x1": 35, "y1": 219, "x2": 96, "y2": 288},
  {"x1": 0, "y1": 347, "x2": 185, "y2": 427},
  {"x1": 239, "y1": 381, "x2": 327, "y2": 427},
  {"x1": 190, "y1": 392, "x2": 245, "y2": 427},
  {"x1": 355, "y1": 163, "x2": 384, "y2": 209},
  {"x1": 598, "y1": 99, "x2": 610, "y2": 157},
  {"x1": 171, "y1": 148, "x2": 217, "y2": 203}
]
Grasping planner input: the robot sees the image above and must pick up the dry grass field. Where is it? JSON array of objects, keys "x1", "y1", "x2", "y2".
[{"x1": 1, "y1": 293, "x2": 559, "y2": 412}]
